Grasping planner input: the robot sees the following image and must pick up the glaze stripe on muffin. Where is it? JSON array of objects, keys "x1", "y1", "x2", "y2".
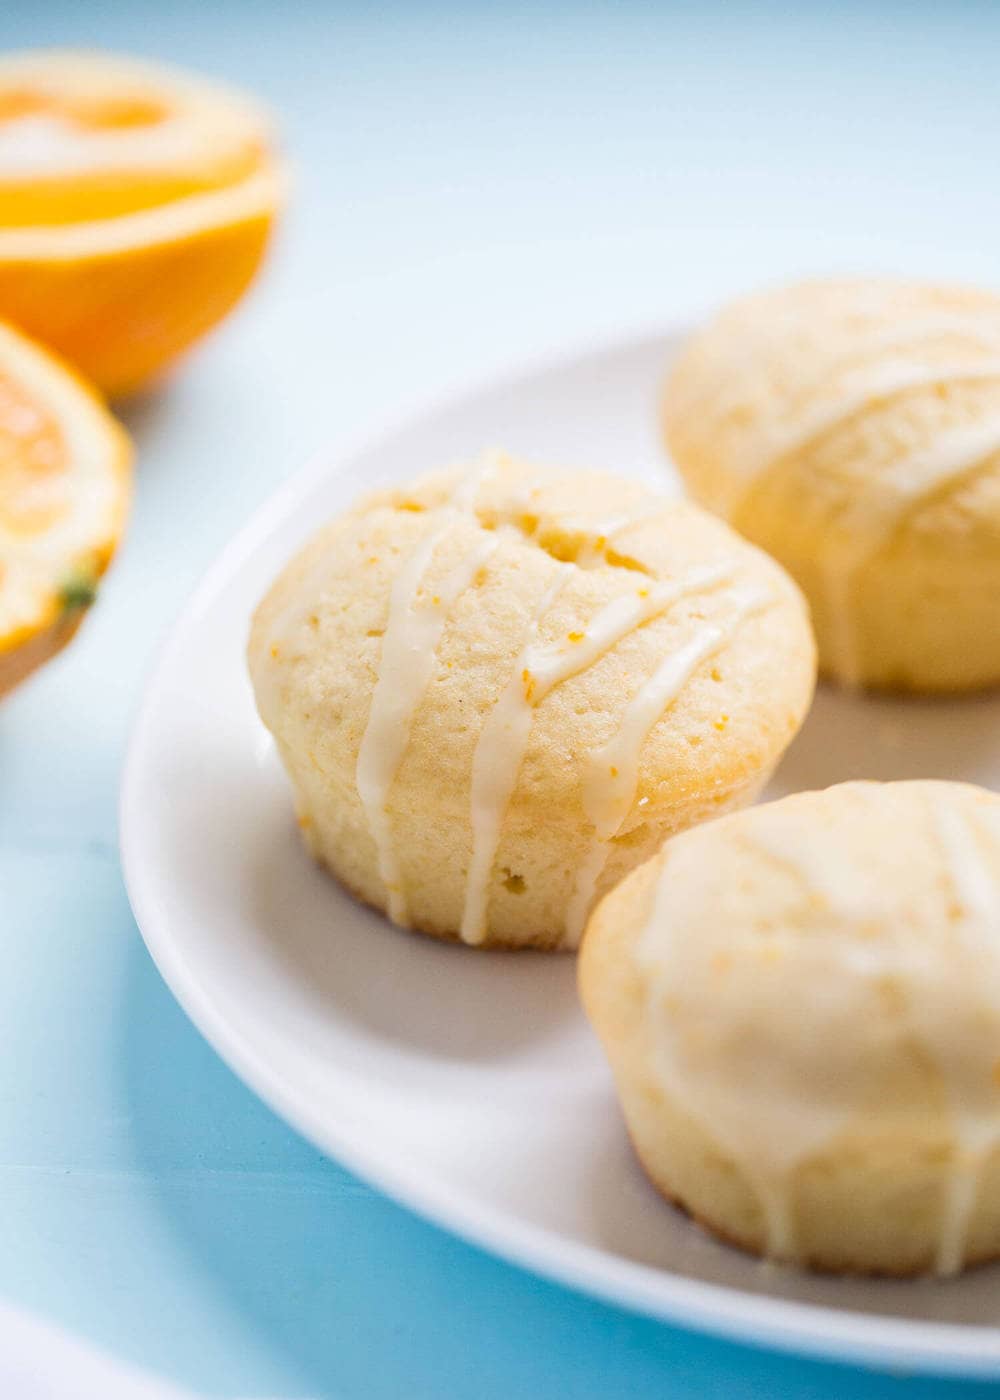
[
  {"x1": 564, "y1": 497, "x2": 676, "y2": 566},
  {"x1": 678, "y1": 312, "x2": 1000, "y2": 428},
  {"x1": 634, "y1": 786, "x2": 1000, "y2": 1274},
  {"x1": 932, "y1": 802, "x2": 1000, "y2": 1273},
  {"x1": 665, "y1": 282, "x2": 1000, "y2": 691},
  {"x1": 355, "y1": 459, "x2": 497, "y2": 924},
  {"x1": 823, "y1": 414, "x2": 1000, "y2": 682},
  {"x1": 461, "y1": 567, "x2": 574, "y2": 944},
  {"x1": 352, "y1": 458, "x2": 768, "y2": 947},
  {"x1": 250, "y1": 453, "x2": 815, "y2": 948},
  {"x1": 564, "y1": 580, "x2": 771, "y2": 941},
  {"x1": 460, "y1": 558, "x2": 739, "y2": 946},
  {"x1": 723, "y1": 359, "x2": 1000, "y2": 520},
  {"x1": 356, "y1": 460, "x2": 757, "y2": 944},
  {"x1": 583, "y1": 581, "x2": 770, "y2": 843}
]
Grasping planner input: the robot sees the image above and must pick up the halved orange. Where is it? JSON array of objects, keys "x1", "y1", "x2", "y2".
[
  {"x1": 0, "y1": 50, "x2": 285, "y2": 397},
  {"x1": 0, "y1": 317, "x2": 131, "y2": 698}
]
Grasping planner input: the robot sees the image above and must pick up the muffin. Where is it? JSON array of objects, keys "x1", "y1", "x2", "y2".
[
  {"x1": 581, "y1": 780, "x2": 1000, "y2": 1276},
  {"x1": 248, "y1": 453, "x2": 815, "y2": 949},
  {"x1": 663, "y1": 279, "x2": 1000, "y2": 691}
]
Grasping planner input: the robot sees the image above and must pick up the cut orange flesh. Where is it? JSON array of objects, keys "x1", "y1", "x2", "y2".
[
  {"x1": 0, "y1": 318, "x2": 130, "y2": 698},
  {"x1": 0, "y1": 366, "x2": 68, "y2": 532},
  {"x1": 0, "y1": 51, "x2": 284, "y2": 396}
]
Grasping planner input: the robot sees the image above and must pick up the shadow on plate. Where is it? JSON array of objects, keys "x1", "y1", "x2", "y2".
[
  {"x1": 770, "y1": 683, "x2": 1000, "y2": 799},
  {"x1": 242, "y1": 782, "x2": 580, "y2": 1065}
]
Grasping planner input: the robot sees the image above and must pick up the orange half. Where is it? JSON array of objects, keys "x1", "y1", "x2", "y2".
[
  {"x1": 0, "y1": 50, "x2": 285, "y2": 396},
  {"x1": 0, "y1": 317, "x2": 131, "y2": 698}
]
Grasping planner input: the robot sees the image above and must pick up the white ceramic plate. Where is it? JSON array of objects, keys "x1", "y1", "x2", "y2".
[{"x1": 122, "y1": 328, "x2": 1000, "y2": 1379}]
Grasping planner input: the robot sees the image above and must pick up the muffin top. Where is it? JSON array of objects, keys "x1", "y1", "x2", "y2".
[
  {"x1": 249, "y1": 452, "x2": 814, "y2": 944},
  {"x1": 664, "y1": 278, "x2": 1000, "y2": 550},
  {"x1": 593, "y1": 779, "x2": 1000, "y2": 1271}
]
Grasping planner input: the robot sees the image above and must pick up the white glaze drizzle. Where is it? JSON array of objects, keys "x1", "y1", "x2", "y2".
[
  {"x1": 822, "y1": 414, "x2": 1000, "y2": 684},
  {"x1": 679, "y1": 308, "x2": 1000, "y2": 427},
  {"x1": 587, "y1": 582, "x2": 768, "y2": 843},
  {"x1": 724, "y1": 358, "x2": 1000, "y2": 517},
  {"x1": 506, "y1": 471, "x2": 563, "y2": 512},
  {"x1": 460, "y1": 560, "x2": 736, "y2": 945},
  {"x1": 563, "y1": 840, "x2": 616, "y2": 950},
  {"x1": 460, "y1": 571, "x2": 573, "y2": 945},
  {"x1": 638, "y1": 815, "x2": 853, "y2": 1258},
  {"x1": 506, "y1": 482, "x2": 670, "y2": 570},
  {"x1": 637, "y1": 789, "x2": 1000, "y2": 1272},
  {"x1": 699, "y1": 317, "x2": 1000, "y2": 686},
  {"x1": 937, "y1": 803, "x2": 1000, "y2": 929},
  {"x1": 568, "y1": 497, "x2": 673, "y2": 567},
  {"x1": 931, "y1": 804, "x2": 1000, "y2": 1275},
  {"x1": 355, "y1": 464, "x2": 494, "y2": 924},
  {"x1": 563, "y1": 581, "x2": 768, "y2": 944}
]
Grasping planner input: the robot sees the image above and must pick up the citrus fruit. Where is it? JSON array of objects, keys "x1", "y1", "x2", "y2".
[
  {"x1": 0, "y1": 50, "x2": 284, "y2": 397},
  {"x1": 0, "y1": 317, "x2": 131, "y2": 697}
]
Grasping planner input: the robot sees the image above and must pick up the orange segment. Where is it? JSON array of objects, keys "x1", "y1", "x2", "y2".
[
  {"x1": 0, "y1": 366, "x2": 68, "y2": 532},
  {"x1": 0, "y1": 51, "x2": 284, "y2": 396},
  {"x1": 0, "y1": 318, "x2": 130, "y2": 698}
]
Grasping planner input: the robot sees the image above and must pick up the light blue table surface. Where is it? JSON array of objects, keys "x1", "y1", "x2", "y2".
[{"x1": 3, "y1": 2, "x2": 1000, "y2": 1394}]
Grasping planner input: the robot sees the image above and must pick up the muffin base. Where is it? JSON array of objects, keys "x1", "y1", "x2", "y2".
[
  {"x1": 314, "y1": 847, "x2": 571, "y2": 952},
  {"x1": 628, "y1": 1131, "x2": 1000, "y2": 1280}
]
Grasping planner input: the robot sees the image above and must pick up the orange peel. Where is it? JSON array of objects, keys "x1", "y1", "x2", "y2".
[
  {"x1": 0, "y1": 50, "x2": 285, "y2": 396},
  {"x1": 0, "y1": 317, "x2": 131, "y2": 697}
]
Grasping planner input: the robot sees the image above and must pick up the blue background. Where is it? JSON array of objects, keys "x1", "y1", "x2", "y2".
[{"x1": 2, "y1": 2, "x2": 1000, "y2": 1394}]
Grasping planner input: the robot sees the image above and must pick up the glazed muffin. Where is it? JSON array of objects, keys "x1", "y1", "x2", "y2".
[
  {"x1": 581, "y1": 780, "x2": 1000, "y2": 1276},
  {"x1": 663, "y1": 279, "x2": 1000, "y2": 691},
  {"x1": 248, "y1": 453, "x2": 815, "y2": 949}
]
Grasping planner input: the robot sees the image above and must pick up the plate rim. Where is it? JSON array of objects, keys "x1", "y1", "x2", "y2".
[{"x1": 120, "y1": 322, "x2": 1000, "y2": 1381}]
